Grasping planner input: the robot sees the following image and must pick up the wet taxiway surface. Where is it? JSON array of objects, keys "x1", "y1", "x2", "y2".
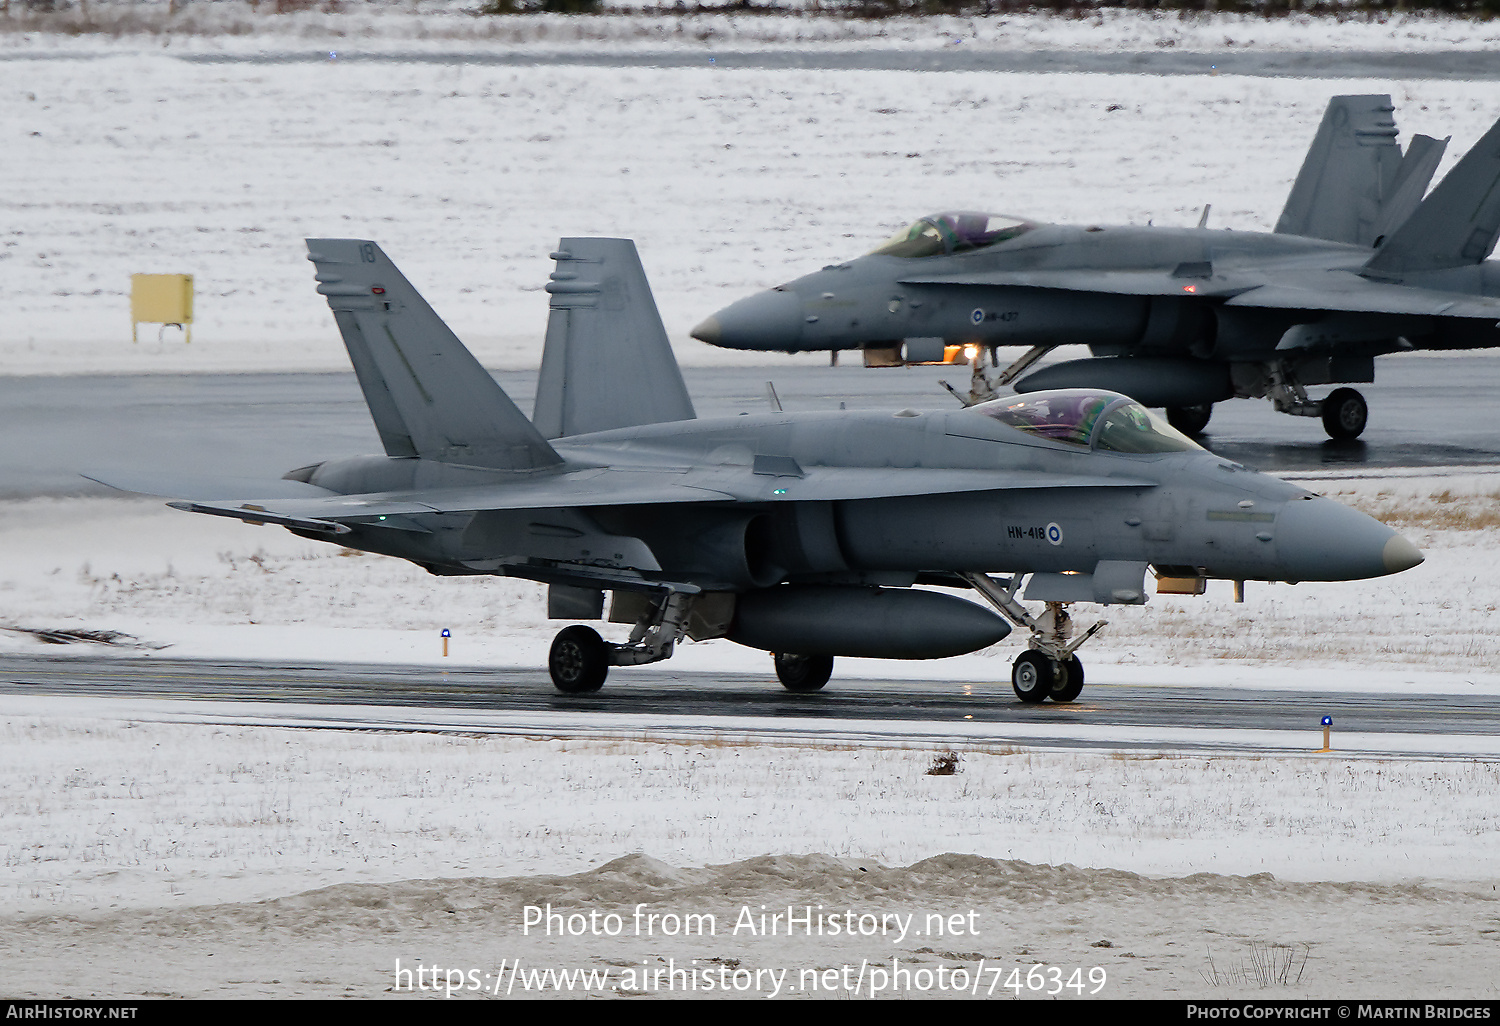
[
  {"x1": 3, "y1": 356, "x2": 1498, "y2": 498},
  {"x1": 4, "y1": 654, "x2": 1497, "y2": 749}
]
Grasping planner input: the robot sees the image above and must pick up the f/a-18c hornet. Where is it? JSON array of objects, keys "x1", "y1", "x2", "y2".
[
  {"x1": 90, "y1": 238, "x2": 1424, "y2": 702},
  {"x1": 692, "y1": 95, "x2": 1500, "y2": 440}
]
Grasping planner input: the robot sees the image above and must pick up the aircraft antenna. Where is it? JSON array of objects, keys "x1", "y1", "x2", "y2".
[{"x1": 765, "y1": 381, "x2": 784, "y2": 412}]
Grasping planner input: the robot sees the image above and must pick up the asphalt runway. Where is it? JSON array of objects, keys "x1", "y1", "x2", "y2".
[
  {"x1": 3, "y1": 356, "x2": 1497, "y2": 749},
  {"x1": 3, "y1": 355, "x2": 1498, "y2": 498},
  {"x1": 3, "y1": 653, "x2": 1496, "y2": 755}
]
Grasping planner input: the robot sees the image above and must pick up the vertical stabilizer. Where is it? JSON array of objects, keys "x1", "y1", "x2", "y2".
[
  {"x1": 1369, "y1": 133, "x2": 1449, "y2": 244},
  {"x1": 533, "y1": 238, "x2": 696, "y2": 440},
  {"x1": 307, "y1": 239, "x2": 561, "y2": 471},
  {"x1": 1275, "y1": 95, "x2": 1402, "y2": 247},
  {"x1": 1364, "y1": 116, "x2": 1500, "y2": 275}
]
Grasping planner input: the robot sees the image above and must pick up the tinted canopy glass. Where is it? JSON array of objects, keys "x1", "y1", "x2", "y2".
[
  {"x1": 978, "y1": 390, "x2": 1201, "y2": 453},
  {"x1": 869, "y1": 211, "x2": 1034, "y2": 258}
]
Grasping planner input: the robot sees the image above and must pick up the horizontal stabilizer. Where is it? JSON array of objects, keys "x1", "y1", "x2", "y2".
[
  {"x1": 533, "y1": 238, "x2": 696, "y2": 439},
  {"x1": 167, "y1": 501, "x2": 352, "y2": 536},
  {"x1": 81, "y1": 470, "x2": 337, "y2": 502},
  {"x1": 1364, "y1": 115, "x2": 1500, "y2": 274},
  {"x1": 307, "y1": 239, "x2": 562, "y2": 471}
]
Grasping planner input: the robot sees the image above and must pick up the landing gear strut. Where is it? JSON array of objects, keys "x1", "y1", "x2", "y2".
[
  {"x1": 1263, "y1": 362, "x2": 1369, "y2": 440},
  {"x1": 546, "y1": 588, "x2": 696, "y2": 693},
  {"x1": 940, "y1": 345, "x2": 1055, "y2": 407},
  {"x1": 959, "y1": 572, "x2": 1107, "y2": 704}
]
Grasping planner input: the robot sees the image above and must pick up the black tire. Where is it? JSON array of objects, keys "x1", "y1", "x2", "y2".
[
  {"x1": 774, "y1": 652, "x2": 833, "y2": 692},
  {"x1": 1050, "y1": 655, "x2": 1085, "y2": 703},
  {"x1": 1321, "y1": 388, "x2": 1368, "y2": 440},
  {"x1": 549, "y1": 625, "x2": 609, "y2": 694},
  {"x1": 1011, "y1": 650, "x2": 1056, "y2": 704},
  {"x1": 1166, "y1": 403, "x2": 1213, "y2": 435}
]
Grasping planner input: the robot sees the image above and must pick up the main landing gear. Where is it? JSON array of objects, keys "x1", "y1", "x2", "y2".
[
  {"x1": 1165, "y1": 403, "x2": 1213, "y2": 436},
  {"x1": 1319, "y1": 387, "x2": 1368, "y2": 440},
  {"x1": 959, "y1": 572, "x2": 1106, "y2": 704},
  {"x1": 547, "y1": 590, "x2": 695, "y2": 694},
  {"x1": 1264, "y1": 362, "x2": 1369, "y2": 440},
  {"x1": 773, "y1": 652, "x2": 834, "y2": 692},
  {"x1": 1167, "y1": 388, "x2": 1368, "y2": 442}
]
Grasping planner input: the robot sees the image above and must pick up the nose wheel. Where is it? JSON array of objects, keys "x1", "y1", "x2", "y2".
[{"x1": 1011, "y1": 650, "x2": 1085, "y2": 704}]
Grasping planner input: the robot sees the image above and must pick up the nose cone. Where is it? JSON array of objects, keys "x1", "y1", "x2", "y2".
[
  {"x1": 692, "y1": 288, "x2": 803, "y2": 351},
  {"x1": 1276, "y1": 497, "x2": 1424, "y2": 581}
]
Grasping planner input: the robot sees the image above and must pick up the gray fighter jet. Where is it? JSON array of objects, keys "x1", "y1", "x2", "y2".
[
  {"x1": 90, "y1": 238, "x2": 1424, "y2": 702},
  {"x1": 692, "y1": 95, "x2": 1500, "y2": 440}
]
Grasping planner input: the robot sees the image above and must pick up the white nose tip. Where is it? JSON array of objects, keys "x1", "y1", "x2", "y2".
[
  {"x1": 1382, "y1": 534, "x2": 1425, "y2": 574},
  {"x1": 1276, "y1": 498, "x2": 1424, "y2": 582}
]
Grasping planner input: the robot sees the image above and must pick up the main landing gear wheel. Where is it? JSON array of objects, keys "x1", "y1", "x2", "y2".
[
  {"x1": 1321, "y1": 387, "x2": 1368, "y2": 440},
  {"x1": 1166, "y1": 403, "x2": 1213, "y2": 436},
  {"x1": 1011, "y1": 650, "x2": 1056, "y2": 704},
  {"x1": 774, "y1": 652, "x2": 834, "y2": 692},
  {"x1": 1050, "y1": 655, "x2": 1085, "y2": 703},
  {"x1": 549, "y1": 625, "x2": 608, "y2": 694}
]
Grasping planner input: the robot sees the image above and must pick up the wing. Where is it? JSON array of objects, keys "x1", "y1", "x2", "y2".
[
  {"x1": 148, "y1": 464, "x2": 1158, "y2": 530},
  {"x1": 1224, "y1": 272, "x2": 1500, "y2": 319}
]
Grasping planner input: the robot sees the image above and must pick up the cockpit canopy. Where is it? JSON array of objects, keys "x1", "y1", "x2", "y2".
[
  {"x1": 977, "y1": 390, "x2": 1202, "y2": 454},
  {"x1": 869, "y1": 211, "x2": 1035, "y2": 259}
]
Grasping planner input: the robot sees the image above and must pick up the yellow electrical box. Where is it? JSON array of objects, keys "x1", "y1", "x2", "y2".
[{"x1": 131, "y1": 274, "x2": 193, "y2": 343}]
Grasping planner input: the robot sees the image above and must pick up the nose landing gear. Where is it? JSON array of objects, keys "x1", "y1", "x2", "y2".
[
  {"x1": 1012, "y1": 651, "x2": 1085, "y2": 704},
  {"x1": 960, "y1": 572, "x2": 1106, "y2": 704}
]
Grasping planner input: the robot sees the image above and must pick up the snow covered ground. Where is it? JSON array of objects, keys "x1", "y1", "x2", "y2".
[
  {"x1": 2, "y1": 473, "x2": 1499, "y2": 998},
  {"x1": 5, "y1": 14, "x2": 1500, "y2": 999},
  {"x1": 3, "y1": 19, "x2": 1500, "y2": 375},
  {"x1": 5, "y1": 1, "x2": 1500, "y2": 55}
]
